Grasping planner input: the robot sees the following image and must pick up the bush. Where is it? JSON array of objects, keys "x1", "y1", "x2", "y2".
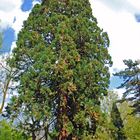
[{"x1": 0, "y1": 120, "x2": 27, "y2": 140}]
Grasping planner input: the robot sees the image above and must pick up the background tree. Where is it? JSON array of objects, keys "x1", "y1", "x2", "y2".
[
  {"x1": 114, "y1": 59, "x2": 140, "y2": 114},
  {"x1": 0, "y1": 57, "x2": 14, "y2": 114},
  {"x1": 111, "y1": 102, "x2": 126, "y2": 140},
  {"x1": 4, "y1": 0, "x2": 112, "y2": 139},
  {"x1": 0, "y1": 31, "x2": 14, "y2": 114},
  {"x1": 118, "y1": 101, "x2": 140, "y2": 140},
  {"x1": 93, "y1": 90, "x2": 118, "y2": 140},
  {"x1": 0, "y1": 120, "x2": 28, "y2": 140}
]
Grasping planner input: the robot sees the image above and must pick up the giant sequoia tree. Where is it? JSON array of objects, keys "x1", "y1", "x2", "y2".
[{"x1": 5, "y1": 0, "x2": 112, "y2": 139}]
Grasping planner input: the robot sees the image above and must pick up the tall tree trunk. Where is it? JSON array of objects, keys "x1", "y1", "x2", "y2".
[
  {"x1": 44, "y1": 126, "x2": 48, "y2": 140},
  {"x1": 32, "y1": 132, "x2": 36, "y2": 140}
]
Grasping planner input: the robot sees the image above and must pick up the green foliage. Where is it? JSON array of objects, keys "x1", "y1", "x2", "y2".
[
  {"x1": 99, "y1": 91, "x2": 140, "y2": 140},
  {"x1": 119, "y1": 101, "x2": 140, "y2": 140},
  {"x1": 5, "y1": 0, "x2": 112, "y2": 139},
  {"x1": 111, "y1": 102, "x2": 127, "y2": 140},
  {"x1": 0, "y1": 120, "x2": 27, "y2": 140},
  {"x1": 93, "y1": 114, "x2": 116, "y2": 140},
  {"x1": 94, "y1": 91, "x2": 120, "y2": 140},
  {"x1": 114, "y1": 59, "x2": 140, "y2": 114}
]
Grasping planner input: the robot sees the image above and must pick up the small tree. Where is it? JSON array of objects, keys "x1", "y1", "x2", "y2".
[
  {"x1": 0, "y1": 120, "x2": 27, "y2": 140},
  {"x1": 0, "y1": 57, "x2": 14, "y2": 114},
  {"x1": 5, "y1": 0, "x2": 112, "y2": 139},
  {"x1": 0, "y1": 32, "x2": 14, "y2": 114}
]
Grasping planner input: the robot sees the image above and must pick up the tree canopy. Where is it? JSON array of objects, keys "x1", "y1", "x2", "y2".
[{"x1": 4, "y1": 0, "x2": 112, "y2": 139}]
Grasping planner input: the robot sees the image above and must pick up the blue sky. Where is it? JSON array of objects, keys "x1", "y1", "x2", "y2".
[
  {"x1": 1, "y1": 27, "x2": 15, "y2": 53},
  {"x1": 0, "y1": 0, "x2": 140, "y2": 95}
]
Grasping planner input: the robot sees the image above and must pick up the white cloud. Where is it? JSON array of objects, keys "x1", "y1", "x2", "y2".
[
  {"x1": 0, "y1": 0, "x2": 30, "y2": 33},
  {"x1": 11, "y1": 10, "x2": 30, "y2": 36},
  {"x1": 113, "y1": 88, "x2": 125, "y2": 99},
  {"x1": 93, "y1": 0, "x2": 140, "y2": 14},
  {"x1": 127, "y1": 0, "x2": 140, "y2": 12},
  {"x1": 32, "y1": 0, "x2": 41, "y2": 6},
  {"x1": 90, "y1": 0, "x2": 140, "y2": 72},
  {"x1": 0, "y1": 0, "x2": 17, "y2": 12}
]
